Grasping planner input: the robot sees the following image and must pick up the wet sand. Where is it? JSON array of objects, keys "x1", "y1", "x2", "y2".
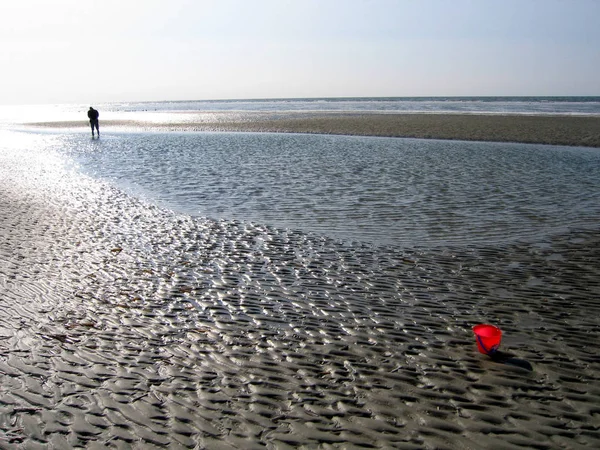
[
  {"x1": 2, "y1": 129, "x2": 600, "y2": 448},
  {"x1": 29, "y1": 112, "x2": 600, "y2": 148}
]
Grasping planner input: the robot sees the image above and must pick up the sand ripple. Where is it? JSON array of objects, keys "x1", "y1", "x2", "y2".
[{"x1": 1, "y1": 132, "x2": 600, "y2": 448}]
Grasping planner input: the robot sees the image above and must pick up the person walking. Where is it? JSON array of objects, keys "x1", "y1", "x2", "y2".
[{"x1": 88, "y1": 107, "x2": 100, "y2": 137}]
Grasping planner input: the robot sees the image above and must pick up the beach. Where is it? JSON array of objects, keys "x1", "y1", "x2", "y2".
[
  {"x1": 29, "y1": 112, "x2": 600, "y2": 148},
  {"x1": 1, "y1": 117, "x2": 600, "y2": 448}
]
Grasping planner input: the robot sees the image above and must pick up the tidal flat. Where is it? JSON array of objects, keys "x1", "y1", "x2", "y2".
[{"x1": 1, "y1": 126, "x2": 599, "y2": 448}]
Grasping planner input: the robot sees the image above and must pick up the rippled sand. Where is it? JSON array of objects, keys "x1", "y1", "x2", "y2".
[
  {"x1": 29, "y1": 111, "x2": 600, "y2": 148},
  {"x1": 1, "y1": 133, "x2": 600, "y2": 448}
]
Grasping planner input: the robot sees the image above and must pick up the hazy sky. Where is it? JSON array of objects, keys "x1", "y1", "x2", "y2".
[{"x1": 1, "y1": 0, "x2": 599, "y2": 104}]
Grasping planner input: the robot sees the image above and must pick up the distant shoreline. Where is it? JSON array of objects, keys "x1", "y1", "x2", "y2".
[{"x1": 27, "y1": 112, "x2": 600, "y2": 148}]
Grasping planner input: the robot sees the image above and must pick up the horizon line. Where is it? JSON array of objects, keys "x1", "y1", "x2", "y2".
[{"x1": 3, "y1": 95, "x2": 600, "y2": 107}]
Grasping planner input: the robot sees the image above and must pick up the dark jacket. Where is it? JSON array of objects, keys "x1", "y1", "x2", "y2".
[{"x1": 88, "y1": 108, "x2": 99, "y2": 121}]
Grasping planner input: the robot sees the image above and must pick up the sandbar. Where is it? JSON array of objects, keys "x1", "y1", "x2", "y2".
[{"x1": 28, "y1": 112, "x2": 600, "y2": 147}]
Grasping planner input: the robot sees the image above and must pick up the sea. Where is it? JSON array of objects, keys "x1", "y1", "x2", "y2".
[
  {"x1": 1, "y1": 96, "x2": 600, "y2": 247},
  {"x1": 2, "y1": 96, "x2": 600, "y2": 124}
]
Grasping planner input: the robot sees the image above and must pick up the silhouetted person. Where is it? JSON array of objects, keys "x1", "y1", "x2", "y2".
[{"x1": 88, "y1": 107, "x2": 99, "y2": 137}]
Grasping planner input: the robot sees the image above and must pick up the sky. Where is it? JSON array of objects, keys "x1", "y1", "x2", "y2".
[{"x1": 1, "y1": 0, "x2": 599, "y2": 105}]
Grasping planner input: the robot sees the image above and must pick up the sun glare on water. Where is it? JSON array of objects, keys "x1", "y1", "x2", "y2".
[{"x1": 0, "y1": 130, "x2": 78, "y2": 196}]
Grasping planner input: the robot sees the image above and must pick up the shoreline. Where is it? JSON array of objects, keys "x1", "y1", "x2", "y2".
[{"x1": 26, "y1": 112, "x2": 600, "y2": 148}]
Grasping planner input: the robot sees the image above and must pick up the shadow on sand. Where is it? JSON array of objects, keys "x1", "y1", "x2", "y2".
[{"x1": 490, "y1": 350, "x2": 533, "y2": 371}]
